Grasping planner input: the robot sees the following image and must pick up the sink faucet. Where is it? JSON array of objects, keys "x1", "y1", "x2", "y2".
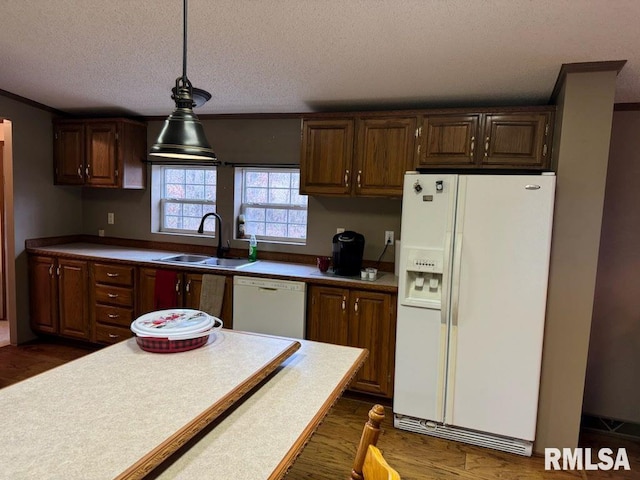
[{"x1": 197, "y1": 212, "x2": 229, "y2": 258}]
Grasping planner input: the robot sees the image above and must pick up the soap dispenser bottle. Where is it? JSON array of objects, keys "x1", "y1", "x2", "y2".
[{"x1": 248, "y1": 234, "x2": 258, "y2": 262}]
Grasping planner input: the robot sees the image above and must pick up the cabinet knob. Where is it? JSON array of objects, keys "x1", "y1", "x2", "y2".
[
  {"x1": 185, "y1": 280, "x2": 191, "y2": 293},
  {"x1": 107, "y1": 293, "x2": 118, "y2": 299},
  {"x1": 357, "y1": 170, "x2": 362, "y2": 189},
  {"x1": 106, "y1": 272, "x2": 119, "y2": 278},
  {"x1": 108, "y1": 333, "x2": 119, "y2": 339},
  {"x1": 484, "y1": 136, "x2": 490, "y2": 157},
  {"x1": 354, "y1": 298, "x2": 359, "y2": 312},
  {"x1": 341, "y1": 296, "x2": 346, "y2": 311},
  {"x1": 470, "y1": 136, "x2": 475, "y2": 159},
  {"x1": 107, "y1": 313, "x2": 120, "y2": 319},
  {"x1": 175, "y1": 279, "x2": 181, "y2": 294},
  {"x1": 49, "y1": 264, "x2": 54, "y2": 276},
  {"x1": 344, "y1": 169, "x2": 350, "y2": 188},
  {"x1": 77, "y1": 166, "x2": 83, "y2": 178},
  {"x1": 85, "y1": 165, "x2": 90, "y2": 177}
]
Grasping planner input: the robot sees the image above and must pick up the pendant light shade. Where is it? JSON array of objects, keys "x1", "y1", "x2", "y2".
[{"x1": 148, "y1": 0, "x2": 218, "y2": 165}]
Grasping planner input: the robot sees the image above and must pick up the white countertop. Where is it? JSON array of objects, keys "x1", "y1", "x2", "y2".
[
  {"x1": 0, "y1": 331, "x2": 300, "y2": 479},
  {"x1": 0, "y1": 333, "x2": 366, "y2": 479},
  {"x1": 31, "y1": 242, "x2": 398, "y2": 290}
]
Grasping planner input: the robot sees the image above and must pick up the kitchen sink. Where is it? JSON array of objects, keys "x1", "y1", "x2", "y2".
[
  {"x1": 202, "y1": 257, "x2": 253, "y2": 268},
  {"x1": 157, "y1": 254, "x2": 212, "y2": 264},
  {"x1": 155, "y1": 254, "x2": 254, "y2": 269}
]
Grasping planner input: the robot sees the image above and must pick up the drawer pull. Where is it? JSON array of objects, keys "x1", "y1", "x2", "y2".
[
  {"x1": 107, "y1": 313, "x2": 120, "y2": 319},
  {"x1": 107, "y1": 293, "x2": 119, "y2": 299},
  {"x1": 106, "y1": 272, "x2": 120, "y2": 277},
  {"x1": 108, "y1": 334, "x2": 119, "y2": 339}
]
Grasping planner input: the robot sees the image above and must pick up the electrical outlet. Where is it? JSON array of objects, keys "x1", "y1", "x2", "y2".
[
  {"x1": 107, "y1": 212, "x2": 115, "y2": 225},
  {"x1": 336, "y1": 227, "x2": 345, "y2": 234},
  {"x1": 385, "y1": 231, "x2": 394, "y2": 245}
]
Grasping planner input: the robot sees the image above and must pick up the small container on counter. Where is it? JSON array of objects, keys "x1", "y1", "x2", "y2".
[{"x1": 366, "y1": 267, "x2": 378, "y2": 281}]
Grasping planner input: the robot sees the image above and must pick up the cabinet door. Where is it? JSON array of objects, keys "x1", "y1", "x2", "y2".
[
  {"x1": 183, "y1": 273, "x2": 203, "y2": 309},
  {"x1": 85, "y1": 122, "x2": 118, "y2": 187},
  {"x1": 300, "y1": 119, "x2": 354, "y2": 195},
  {"x1": 481, "y1": 113, "x2": 551, "y2": 168},
  {"x1": 418, "y1": 115, "x2": 480, "y2": 168},
  {"x1": 137, "y1": 267, "x2": 158, "y2": 316},
  {"x1": 137, "y1": 268, "x2": 182, "y2": 315},
  {"x1": 348, "y1": 290, "x2": 395, "y2": 397},
  {"x1": 355, "y1": 117, "x2": 416, "y2": 196},
  {"x1": 53, "y1": 123, "x2": 85, "y2": 185},
  {"x1": 306, "y1": 285, "x2": 349, "y2": 345},
  {"x1": 28, "y1": 255, "x2": 59, "y2": 333},
  {"x1": 57, "y1": 259, "x2": 90, "y2": 340}
]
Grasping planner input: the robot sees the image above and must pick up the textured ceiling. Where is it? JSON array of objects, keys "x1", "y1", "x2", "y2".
[{"x1": 1, "y1": 0, "x2": 639, "y2": 116}]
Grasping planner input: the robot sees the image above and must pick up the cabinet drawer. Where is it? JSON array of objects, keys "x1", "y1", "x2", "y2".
[
  {"x1": 94, "y1": 304, "x2": 133, "y2": 327},
  {"x1": 95, "y1": 323, "x2": 133, "y2": 345},
  {"x1": 93, "y1": 263, "x2": 134, "y2": 287},
  {"x1": 94, "y1": 284, "x2": 134, "y2": 307}
]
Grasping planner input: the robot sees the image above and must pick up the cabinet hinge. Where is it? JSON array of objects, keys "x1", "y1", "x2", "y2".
[{"x1": 542, "y1": 144, "x2": 548, "y2": 157}]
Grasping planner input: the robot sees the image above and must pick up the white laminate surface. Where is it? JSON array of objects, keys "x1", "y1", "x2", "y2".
[
  {"x1": 155, "y1": 339, "x2": 366, "y2": 479},
  {"x1": 0, "y1": 331, "x2": 300, "y2": 480},
  {"x1": 30, "y1": 242, "x2": 399, "y2": 289}
]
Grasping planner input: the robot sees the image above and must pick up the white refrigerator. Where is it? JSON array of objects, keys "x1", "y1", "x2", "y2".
[{"x1": 393, "y1": 172, "x2": 555, "y2": 456}]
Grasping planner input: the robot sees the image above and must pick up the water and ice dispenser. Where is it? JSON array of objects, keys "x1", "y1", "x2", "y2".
[{"x1": 400, "y1": 248, "x2": 444, "y2": 309}]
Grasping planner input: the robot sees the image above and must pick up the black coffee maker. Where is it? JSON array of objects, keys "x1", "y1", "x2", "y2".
[{"x1": 332, "y1": 231, "x2": 365, "y2": 276}]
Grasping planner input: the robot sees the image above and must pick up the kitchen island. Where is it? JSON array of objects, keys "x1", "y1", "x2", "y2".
[{"x1": 0, "y1": 331, "x2": 367, "y2": 479}]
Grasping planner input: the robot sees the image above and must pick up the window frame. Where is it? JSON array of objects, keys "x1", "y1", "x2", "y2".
[
  {"x1": 159, "y1": 166, "x2": 217, "y2": 235},
  {"x1": 238, "y1": 167, "x2": 308, "y2": 244}
]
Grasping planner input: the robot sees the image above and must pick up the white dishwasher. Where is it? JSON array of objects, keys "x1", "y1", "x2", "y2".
[{"x1": 233, "y1": 276, "x2": 306, "y2": 339}]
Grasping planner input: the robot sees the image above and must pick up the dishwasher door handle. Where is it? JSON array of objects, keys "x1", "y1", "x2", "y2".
[{"x1": 258, "y1": 287, "x2": 278, "y2": 292}]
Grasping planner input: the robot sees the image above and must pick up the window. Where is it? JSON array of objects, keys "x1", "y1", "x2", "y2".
[
  {"x1": 239, "y1": 168, "x2": 308, "y2": 242},
  {"x1": 160, "y1": 167, "x2": 216, "y2": 234}
]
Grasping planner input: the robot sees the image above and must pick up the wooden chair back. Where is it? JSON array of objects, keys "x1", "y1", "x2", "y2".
[{"x1": 350, "y1": 404, "x2": 401, "y2": 480}]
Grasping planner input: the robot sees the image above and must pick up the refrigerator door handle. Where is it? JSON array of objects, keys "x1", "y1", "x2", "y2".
[
  {"x1": 451, "y1": 233, "x2": 463, "y2": 326},
  {"x1": 441, "y1": 231, "x2": 453, "y2": 325}
]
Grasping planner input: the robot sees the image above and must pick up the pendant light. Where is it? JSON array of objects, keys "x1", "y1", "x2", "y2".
[{"x1": 148, "y1": 0, "x2": 218, "y2": 164}]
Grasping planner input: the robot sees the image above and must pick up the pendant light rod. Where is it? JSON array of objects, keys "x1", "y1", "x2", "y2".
[
  {"x1": 148, "y1": 0, "x2": 217, "y2": 164},
  {"x1": 182, "y1": 0, "x2": 188, "y2": 81}
]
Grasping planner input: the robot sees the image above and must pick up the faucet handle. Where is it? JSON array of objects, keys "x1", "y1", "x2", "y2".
[{"x1": 219, "y1": 240, "x2": 231, "y2": 258}]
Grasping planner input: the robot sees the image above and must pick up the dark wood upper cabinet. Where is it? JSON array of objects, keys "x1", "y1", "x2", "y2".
[
  {"x1": 417, "y1": 114, "x2": 480, "y2": 168},
  {"x1": 354, "y1": 117, "x2": 416, "y2": 196},
  {"x1": 54, "y1": 123, "x2": 85, "y2": 185},
  {"x1": 481, "y1": 112, "x2": 551, "y2": 168},
  {"x1": 53, "y1": 118, "x2": 147, "y2": 189},
  {"x1": 301, "y1": 107, "x2": 554, "y2": 196},
  {"x1": 300, "y1": 119, "x2": 354, "y2": 196},
  {"x1": 415, "y1": 110, "x2": 553, "y2": 170},
  {"x1": 300, "y1": 116, "x2": 415, "y2": 197}
]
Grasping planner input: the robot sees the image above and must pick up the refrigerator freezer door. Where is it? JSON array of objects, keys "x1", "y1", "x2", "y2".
[
  {"x1": 394, "y1": 173, "x2": 457, "y2": 422},
  {"x1": 445, "y1": 175, "x2": 555, "y2": 440}
]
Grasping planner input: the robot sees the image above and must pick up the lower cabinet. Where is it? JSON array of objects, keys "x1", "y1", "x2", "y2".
[
  {"x1": 306, "y1": 285, "x2": 396, "y2": 398},
  {"x1": 29, "y1": 255, "x2": 90, "y2": 341},
  {"x1": 90, "y1": 262, "x2": 136, "y2": 345},
  {"x1": 137, "y1": 268, "x2": 233, "y2": 328}
]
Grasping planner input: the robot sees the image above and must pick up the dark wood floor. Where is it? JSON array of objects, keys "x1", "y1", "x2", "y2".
[{"x1": 1, "y1": 338, "x2": 639, "y2": 479}]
